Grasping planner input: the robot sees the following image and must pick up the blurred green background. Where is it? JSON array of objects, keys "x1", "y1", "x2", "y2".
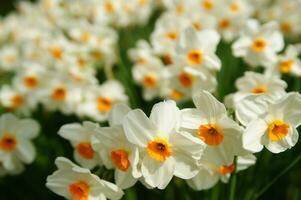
[{"x1": 1, "y1": 1, "x2": 301, "y2": 200}]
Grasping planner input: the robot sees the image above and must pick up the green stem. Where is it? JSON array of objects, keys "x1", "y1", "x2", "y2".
[
  {"x1": 254, "y1": 154, "x2": 301, "y2": 199},
  {"x1": 229, "y1": 172, "x2": 237, "y2": 200}
]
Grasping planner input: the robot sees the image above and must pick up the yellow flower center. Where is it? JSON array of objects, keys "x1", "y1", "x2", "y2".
[
  {"x1": 252, "y1": 86, "x2": 268, "y2": 94},
  {"x1": 104, "y1": 2, "x2": 114, "y2": 13},
  {"x1": 97, "y1": 97, "x2": 112, "y2": 112},
  {"x1": 192, "y1": 22, "x2": 202, "y2": 31},
  {"x1": 252, "y1": 38, "x2": 267, "y2": 53},
  {"x1": 143, "y1": 75, "x2": 157, "y2": 88},
  {"x1": 175, "y1": 4, "x2": 184, "y2": 15},
  {"x1": 279, "y1": 59, "x2": 294, "y2": 73},
  {"x1": 11, "y1": 95, "x2": 23, "y2": 108},
  {"x1": 267, "y1": 120, "x2": 289, "y2": 142},
  {"x1": 230, "y1": 3, "x2": 240, "y2": 13},
  {"x1": 0, "y1": 133, "x2": 17, "y2": 152},
  {"x1": 147, "y1": 138, "x2": 172, "y2": 161},
  {"x1": 76, "y1": 142, "x2": 94, "y2": 160},
  {"x1": 202, "y1": 0, "x2": 214, "y2": 11},
  {"x1": 218, "y1": 19, "x2": 230, "y2": 30},
  {"x1": 111, "y1": 149, "x2": 130, "y2": 171},
  {"x1": 219, "y1": 163, "x2": 235, "y2": 176},
  {"x1": 178, "y1": 71, "x2": 193, "y2": 88},
  {"x1": 163, "y1": 54, "x2": 173, "y2": 65},
  {"x1": 170, "y1": 89, "x2": 184, "y2": 101},
  {"x1": 166, "y1": 32, "x2": 178, "y2": 40},
  {"x1": 50, "y1": 47, "x2": 63, "y2": 60},
  {"x1": 90, "y1": 51, "x2": 102, "y2": 61},
  {"x1": 24, "y1": 76, "x2": 38, "y2": 89},
  {"x1": 280, "y1": 22, "x2": 292, "y2": 33},
  {"x1": 198, "y1": 124, "x2": 224, "y2": 146},
  {"x1": 52, "y1": 87, "x2": 66, "y2": 101},
  {"x1": 69, "y1": 181, "x2": 89, "y2": 200},
  {"x1": 80, "y1": 32, "x2": 90, "y2": 43},
  {"x1": 136, "y1": 57, "x2": 146, "y2": 65},
  {"x1": 187, "y1": 50, "x2": 203, "y2": 65}
]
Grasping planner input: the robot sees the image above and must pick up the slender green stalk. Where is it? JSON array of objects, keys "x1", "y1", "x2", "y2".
[
  {"x1": 229, "y1": 174, "x2": 237, "y2": 200},
  {"x1": 253, "y1": 154, "x2": 301, "y2": 199}
]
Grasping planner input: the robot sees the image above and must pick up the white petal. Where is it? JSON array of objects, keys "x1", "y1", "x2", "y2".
[
  {"x1": 16, "y1": 139, "x2": 36, "y2": 163},
  {"x1": 108, "y1": 104, "x2": 131, "y2": 126},
  {"x1": 243, "y1": 119, "x2": 266, "y2": 153},
  {"x1": 15, "y1": 119, "x2": 40, "y2": 139},
  {"x1": 123, "y1": 109, "x2": 156, "y2": 147},
  {"x1": 115, "y1": 169, "x2": 137, "y2": 189},
  {"x1": 141, "y1": 156, "x2": 174, "y2": 189},
  {"x1": 173, "y1": 152, "x2": 199, "y2": 179},
  {"x1": 150, "y1": 100, "x2": 180, "y2": 137},
  {"x1": 186, "y1": 167, "x2": 219, "y2": 191},
  {"x1": 192, "y1": 90, "x2": 226, "y2": 121},
  {"x1": 180, "y1": 108, "x2": 205, "y2": 130}
]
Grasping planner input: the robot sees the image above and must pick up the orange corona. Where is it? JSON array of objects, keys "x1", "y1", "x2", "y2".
[
  {"x1": 198, "y1": 124, "x2": 224, "y2": 146},
  {"x1": 147, "y1": 138, "x2": 172, "y2": 161},
  {"x1": 69, "y1": 181, "x2": 89, "y2": 200},
  {"x1": 76, "y1": 142, "x2": 94, "y2": 160},
  {"x1": 111, "y1": 149, "x2": 130, "y2": 171},
  {"x1": 267, "y1": 120, "x2": 289, "y2": 142}
]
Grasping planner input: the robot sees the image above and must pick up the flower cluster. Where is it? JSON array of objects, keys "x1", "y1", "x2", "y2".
[
  {"x1": 0, "y1": 0, "x2": 163, "y2": 120},
  {"x1": 0, "y1": 113, "x2": 40, "y2": 176},
  {"x1": 1, "y1": 0, "x2": 301, "y2": 199},
  {"x1": 130, "y1": 0, "x2": 301, "y2": 101},
  {"x1": 47, "y1": 90, "x2": 261, "y2": 200}
]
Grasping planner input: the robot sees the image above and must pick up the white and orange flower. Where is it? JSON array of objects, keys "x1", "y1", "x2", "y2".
[
  {"x1": 0, "y1": 113, "x2": 40, "y2": 175},
  {"x1": 46, "y1": 157, "x2": 124, "y2": 200},
  {"x1": 92, "y1": 104, "x2": 141, "y2": 189},
  {"x1": 123, "y1": 100, "x2": 205, "y2": 189},
  {"x1": 58, "y1": 121, "x2": 102, "y2": 169}
]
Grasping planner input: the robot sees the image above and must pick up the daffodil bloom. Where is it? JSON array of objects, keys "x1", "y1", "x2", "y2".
[
  {"x1": 187, "y1": 154, "x2": 256, "y2": 190},
  {"x1": 0, "y1": 113, "x2": 40, "y2": 175},
  {"x1": 77, "y1": 80, "x2": 128, "y2": 121},
  {"x1": 132, "y1": 58, "x2": 164, "y2": 100},
  {"x1": 92, "y1": 104, "x2": 141, "y2": 189},
  {"x1": 224, "y1": 71, "x2": 287, "y2": 110},
  {"x1": 266, "y1": 44, "x2": 301, "y2": 77},
  {"x1": 181, "y1": 90, "x2": 244, "y2": 166},
  {"x1": 243, "y1": 92, "x2": 301, "y2": 153},
  {"x1": 162, "y1": 65, "x2": 217, "y2": 102},
  {"x1": 46, "y1": 157, "x2": 124, "y2": 200},
  {"x1": 123, "y1": 100, "x2": 205, "y2": 189},
  {"x1": 58, "y1": 122, "x2": 102, "y2": 169},
  {"x1": 232, "y1": 19, "x2": 284, "y2": 68},
  {"x1": 174, "y1": 27, "x2": 221, "y2": 72}
]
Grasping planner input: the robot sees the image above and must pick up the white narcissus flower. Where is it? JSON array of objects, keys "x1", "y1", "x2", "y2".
[
  {"x1": 150, "y1": 13, "x2": 189, "y2": 56},
  {"x1": 77, "y1": 80, "x2": 128, "y2": 121},
  {"x1": 132, "y1": 59, "x2": 164, "y2": 101},
  {"x1": 128, "y1": 40, "x2": 159, "y2": 66},
  {"x1": 0, "y1": 113, "x2": 40, "y2": 175},
  {"x1": 232, "y1": 19, "x2": 284, "y2": 68},
  {"x1": 243, "y1": 92, "x2": 301, "y2": 154},
  {"x1": 174, "y1": 27, "x2": 221, "y2": 72},
  {"x1": 0, "y1": 85, "x2": 34, "y2": 116},
  {"x1": 181, "y1": 90, "x2": 244, "y2": 166},
  {"x1": 162, "y1": 65, "x2": 217, "y2": 102},
  {"x1": 46, "y1": 157, "x2": 124, "y2": 200},
  {"x1": 92, "y1": 104, "x2": 140, "y2": 189},
  {"x1": 58, "y1": 122, "x2": 102, "y2": 169},
  {"x1": 123, "y1": 100, "x2": 205, "y2": 189},
  {"x1": 224, "y1": 71, "x2": 287, "y2": 109},
  {"x1": 266, "y1": 44, "x2": 301, "y2": 77},
  {"x1": 187, "y1": 154, "x2": 256, "y2": 191}
]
